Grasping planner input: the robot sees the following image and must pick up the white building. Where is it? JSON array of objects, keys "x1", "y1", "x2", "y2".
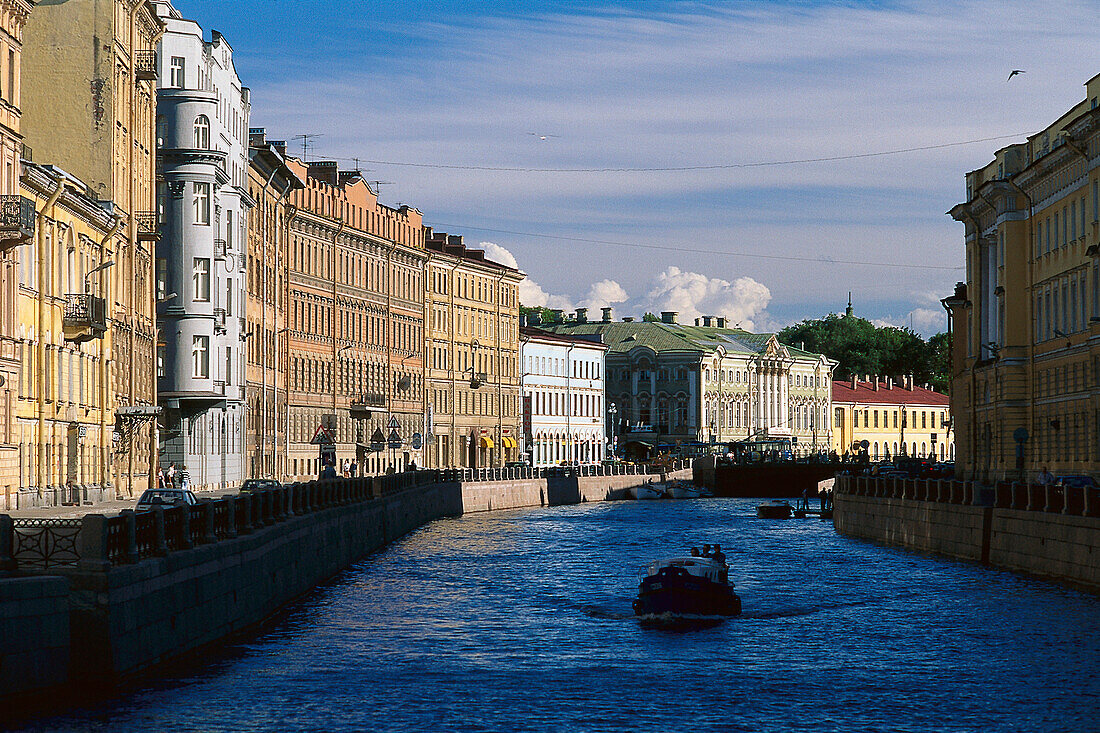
[
  {"x1": 520, "y1": 327, "x2": 608, "y2": 466},
  {"x1": 153, "y1": 1, "x2": 250, "y2": 490}
]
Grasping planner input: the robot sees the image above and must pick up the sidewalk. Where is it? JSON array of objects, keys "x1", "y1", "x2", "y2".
[{"x1": 6, "y1": 488, "x2": 241, "y2": 519}]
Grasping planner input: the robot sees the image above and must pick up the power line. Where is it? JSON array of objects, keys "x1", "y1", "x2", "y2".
[
  {"x1": 426, "y1": 222, "x2": 964, "y2": 271},
  {"x1": 308, "y1": 132, "x2": 1029, "y2": 174}
]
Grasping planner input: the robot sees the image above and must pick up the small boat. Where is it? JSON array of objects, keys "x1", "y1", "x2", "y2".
[
  {"x1": 629, "y1": 483, "x2": 666, "y2": 500},
  {"x1": 665, "y1": 482, "x2": 704, "y2": 499},
  {"x1": 633, "y1": 545, "x2": 742, "y2": 618},
  {"x1": 756, "y1": 501, "x2": 793, "y2": 519}
]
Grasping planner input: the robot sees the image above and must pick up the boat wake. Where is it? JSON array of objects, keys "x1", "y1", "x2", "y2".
[{"x1": 739, "y1": 599, "x2": 873, "y2": 620}]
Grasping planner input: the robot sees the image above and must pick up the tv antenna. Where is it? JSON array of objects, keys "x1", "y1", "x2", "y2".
[
  {"x1": 370, "y1": 180, "x2": 395, "y2": 198},
  {"x1": 291, "y1": 133, "x2": 322, "y2": 159}
]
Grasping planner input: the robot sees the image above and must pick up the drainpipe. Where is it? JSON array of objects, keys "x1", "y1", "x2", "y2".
[
  {"x1": 36, "y1": 176, "x2": 64, "y2": 497},
  {"x1": 447, "y1": 256, "x2": 459, "y2": 468},
  {"x1": 258, "y1": 166, "x2": 278, "y2": 477},
  {"x1": 282, "y1": 203, "x2": 299, "y2": 479},
  {"x1": 1007, "y1": 176, "x2": 1036, "y2": 478},
  {"x1": 330, "y1": 217, "x2": 344, "y2": 458},
  {"x1": 98, "y1": 215, "x2": 122, "y2": 495},
  {"x1": 271, "y1": 184, "x2": 290, "y2": 480},
  {"x1": 494, "y1": 271, "x2": 505, "y2": 465}
]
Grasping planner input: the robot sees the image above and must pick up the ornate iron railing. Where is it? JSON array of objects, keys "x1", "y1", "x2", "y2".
[
  {"x1": 134, "y1": 50, "x2": 157, "y2": 80},
  {"x1": 11, "y1": 518, "x2": 82, "y2": 569},
  {"x1": 0, "y1": 194, "x2": 35, "y2": 246}
]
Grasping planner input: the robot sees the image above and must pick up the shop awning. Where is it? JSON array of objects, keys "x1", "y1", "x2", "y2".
[
  {"x1": 502, "y1": 437, "x2": 516, "y2": 448},
  {"x1": 479, "y1": 436, "x2": 494, "y2": 449}
]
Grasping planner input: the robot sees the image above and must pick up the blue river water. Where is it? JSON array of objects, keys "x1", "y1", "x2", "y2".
[{"x1": 18, "y1": 498, "x2": 1100, "y2": 733}]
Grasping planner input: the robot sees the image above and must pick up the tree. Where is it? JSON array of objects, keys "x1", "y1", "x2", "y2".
[
  {"x1": 642, "y1": 312, "x2": 660, "y2": 322},
  {"x1": 778, "y1": 313, "x2": 949, "y2": 393}
]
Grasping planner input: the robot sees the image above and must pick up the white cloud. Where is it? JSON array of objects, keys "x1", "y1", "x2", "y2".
[
  {"x1": 631, "y1": 266, "x2": 772, "y2": 330},
  {"x1": 578, "y1": 279, "x2": 629, "y2": 311},
  {"x1": 518, "y1": 278, "x2": 573, "y2": 310},
  {"x1": 478, "y1": 241, "x2": 519, "y2": 271}
]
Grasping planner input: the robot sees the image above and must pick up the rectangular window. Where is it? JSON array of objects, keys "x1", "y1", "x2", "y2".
[
  {"x1": 873, "y1": 410, "x2": 879, "y2": 428},
  {"x1": 157, "y1": 345, "x2": 166, "y2": 378},
  {"x1": 156, "y1": 258, "x2": 167, "y2": 300},
  {"x1": 7, "y1": 49, "x2": 14, "y2": 105},
  {"x1": 192, "y1": 335, "x2": 209, "y2": 378},
  {"x1": 226, "y1": 346, "x2": 233, "y2": 385},
  {"x1": 170, "y1": 56, "x2": 185, "y2": 88},
  {"x1": 193, "y1": 182, "x2": 210, "y2": 225},
  {"x1": 193, "y1": 258, "x2": 210, "y2": 301}
]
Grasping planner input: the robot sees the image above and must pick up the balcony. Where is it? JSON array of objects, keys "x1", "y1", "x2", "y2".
[
  {"x1": 214, "y1": 239, "x2": 226, "y2": 259},
  {"x1": 134, "y1": 50, "x2": 157, "y2": 81},
  {"x1": 214, "y1": 307, "x2": 227, "y2": 333},
  {"x1": 350, "y1": 392, "x2": 386, "y2": 419},
  {"x1": 134, "y1": 211, "x2": 160, "y2": 241},
  {"x1": 213, "y1": 379, "x2": 225, "y2": 395},
  {"x1": 63, "y1": 294, "x2": 108, "y2": 343},
  {"x1": 0, "y1": 195, "x2": 35, "y2": 250}
]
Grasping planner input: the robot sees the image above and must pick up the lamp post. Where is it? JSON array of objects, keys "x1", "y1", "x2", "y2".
[
  {"x1": 85, "y1": 259, "x2": 115, "y2": 292},
  {"x1": 608, "y1": 402, "x2": 617, "y2": 460}
]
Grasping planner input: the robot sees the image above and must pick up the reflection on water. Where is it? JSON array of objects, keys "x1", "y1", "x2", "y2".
[{"x1": 19, "y1": 499, "x2": 1100, "y2": 732}]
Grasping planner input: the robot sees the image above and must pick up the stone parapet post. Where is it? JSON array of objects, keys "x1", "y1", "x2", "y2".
[
  {"x1": 78, "y1": 515, "x2": 111, "y2": 572},
  {"x1": 202, "y1": 501, "x2": 217, "y2": 543},
  {"x1": 121, "y1": 510, "x2": 139, "y2": 563},
  {"x1": 0, "y1": 515, "x2": 14, "y2": 572},
  {"x1": 225, "y1": 498, "x2": 237, "y2": 538}
]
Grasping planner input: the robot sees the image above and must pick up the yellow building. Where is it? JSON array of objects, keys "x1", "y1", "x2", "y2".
[
  {"x1": 0, "y1": 0, "x2": 34, "y2": 505},
  {"x1": 424, "y1": 230, "x2": 523, "y2": 468},
  {"x1": 947, "y1": 73, "x2": 1100, "y2": 483},
  {"x1": 20, "y1": 0, "x2": 164, "y2": 499},
  {"x1": 13, "y1": 162, "x2": 122, "y2": 508},
  {"x1": 831, "y1": 375, "x2": 952, "y2": 462}
]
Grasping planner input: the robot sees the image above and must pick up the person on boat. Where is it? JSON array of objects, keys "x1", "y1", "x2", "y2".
[
  {"x1": 712, "y1": 545, "x2": 726, "y2": 565},
  {"x1": 690, "y1": 547, "x2": 700, "y2": 557}
]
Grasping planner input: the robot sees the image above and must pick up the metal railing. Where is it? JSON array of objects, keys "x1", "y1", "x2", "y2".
[
  {"x1": 134, "y1": 211, "x2": 159, "y2": 240},
  {"x1": 0, "y1": 194, "x2": 35, "y2": 246},
  {"x1": 134, "y1": 50, "x2": 157, "y2": 80},
  {"x1": 214, "y1": 239, "x2": 227, "y2": 259},
  {"x1": 0, "y1": 464, "x2": 688, "y2": 573},
  {"x1": 836, "y1": 474, "x2": 1100, "y2": 518}
]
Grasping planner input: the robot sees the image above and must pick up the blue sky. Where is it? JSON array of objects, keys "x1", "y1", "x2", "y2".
[{"x1": 176, "y1": 0, "x2": 1100, "y2": 335}]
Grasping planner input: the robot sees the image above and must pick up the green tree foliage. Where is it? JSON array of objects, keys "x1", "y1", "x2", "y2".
[
  {"x1": 642, "y1": 312, "x2": 660, "y2": 322},
  {"x1": 778, "y1": 314, "x2": 949, "y2": 393},
  {"x1": 520, "y1": 305, "x2": 559, "y2": 324}
]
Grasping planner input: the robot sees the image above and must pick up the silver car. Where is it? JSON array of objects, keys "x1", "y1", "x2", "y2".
[{"x1": 136, "y1": 488, "x2": 198, "y2": 510}]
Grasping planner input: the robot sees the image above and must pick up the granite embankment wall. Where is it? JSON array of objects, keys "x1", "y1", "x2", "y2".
[
  {"x1": 834, "y1": 475, "x2": 1100, "y2": 591},
  {"x1": 1, "y1": 467, "x2": 683, "y2": 709}
]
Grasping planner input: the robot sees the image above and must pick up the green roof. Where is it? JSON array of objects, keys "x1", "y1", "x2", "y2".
[{"x1": 541, "y1": 321, "x2": 825, "y2": 361}]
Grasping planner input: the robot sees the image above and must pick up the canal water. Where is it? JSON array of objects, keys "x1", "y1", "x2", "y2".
[{"x1": 19, "y1": 499, "x2": 1100, "y2": 732}]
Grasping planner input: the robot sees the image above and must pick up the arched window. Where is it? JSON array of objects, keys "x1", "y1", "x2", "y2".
[{"x1": 194, "y1": 114, "x2": 210, "y2": 149}]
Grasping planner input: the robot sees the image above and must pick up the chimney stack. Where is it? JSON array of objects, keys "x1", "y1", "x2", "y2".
[
  {"x1": 661, "y1": 311, "x2": 678, "y2": 324},
  {"x1": 575, "y1": 307, "x2": 588, "y2": 324},
  {"x1": 850, "y1": 375, "x2": 858, "y2": 390},
  {"x1": 601, "y1": 307, "x2": 613, "y2": 323},
  {"x1": 622, "y1": 316, "x2": 635, "y2": 322},
  {"x1": 550, "y1": 309, "x2": 564, "y2": 324},
  {"x1": 716, "y1": 317, "x2": 727, "y2": 328},
  {"x1": 520, "y1": 314, "x2": 528, "y2": 327},
  {"x1": 701, "y1": 315, "x2": 714, "y2": 327},
  {"x1": 872, "y1": 375, "x2": 879, "y2": 391},
  {"x1": 529, "y1": 311, "x2": 542, "y2": 326},
  {"x1": 694, "y1": 317, "x2": 701, "y2": 326}
]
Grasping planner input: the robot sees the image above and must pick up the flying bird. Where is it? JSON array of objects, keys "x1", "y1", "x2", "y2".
[
  {"x1": 527, "y1": 132, "x2": 561, "y2": 141},
  {"x1": 1007, "y1": 69, "x2": 1026, "y2": 81}
]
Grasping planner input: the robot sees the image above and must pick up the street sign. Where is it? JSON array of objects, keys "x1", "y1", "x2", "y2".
[
  {"x1": 388, "y1": 415, "x2": 400, "y2": 430},
  {"x1": 388, "y1": 428, "x2": 402, "y2": 448},
  {"x1": 411, "y1": 432, "x2": 422, "y2": 450},
  {"x1": 310, "y1": 425, "x2": 335, "y2": 445}
]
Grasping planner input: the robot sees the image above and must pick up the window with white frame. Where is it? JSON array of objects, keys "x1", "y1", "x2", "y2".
[
  {"x1": 192, "y1": 335, "x2": 209, "y2": 378},
  {"x1": 193, "y1": 182, "x2": 210, "y2": 225},
  {"x1": 193, "y1": 258, "x2": 210, "y2": 301},
  {"x1": 170, "y1": 56, "x2": 185, "y2": 88},
  {"x1": 194, "y1": 115, "x2": 210, "y2": 149}
]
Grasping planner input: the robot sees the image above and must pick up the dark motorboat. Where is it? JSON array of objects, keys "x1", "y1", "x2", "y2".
[
  {"x1": 756, "y1": 501, "x2": 793, "y2": 519},
  {"x1": 633, "y1": 544, "x2": 742, "y2": 619}
]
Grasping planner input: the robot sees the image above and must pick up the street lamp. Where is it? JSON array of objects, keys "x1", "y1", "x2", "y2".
[
  {"x1": 608, "y1": 402, "x2": 618, "y2": 459},
  {"x1": 84, "y1": 259, "x2": 115, "y2": 292}
]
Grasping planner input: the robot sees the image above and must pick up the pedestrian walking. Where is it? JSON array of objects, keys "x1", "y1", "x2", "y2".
[
  {"x1": 166, "y1": 463, "x2": 177, "y2": 488},
  {"x1": 178, "y1": 465, "x2": 190, "y2": 491},
  {"x1": 1037, "y1": 466, "x2": 1055, "y2": 486},
  {"x1": 157, "y1": 466, "x2": 167, "y2": 489}
]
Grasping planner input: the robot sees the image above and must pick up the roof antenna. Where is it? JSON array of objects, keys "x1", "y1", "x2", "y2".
[
  {"x1": 370, "y1": 180, "x2": 394, "y2": 198},
  {"x1": 845, "y1": 292, "x2": 853, "y2": 317},
  {"x1": 291, "y1": 133, "x2": 322, "y2": 159}
]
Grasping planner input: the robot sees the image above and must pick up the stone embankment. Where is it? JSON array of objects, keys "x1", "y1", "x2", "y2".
[
  {"x1": 834, "y1": 474, "x2": 1100, "y2": 591},
  {"x1": 0, "y1": 463, "x2": 688, "y2": 711}
]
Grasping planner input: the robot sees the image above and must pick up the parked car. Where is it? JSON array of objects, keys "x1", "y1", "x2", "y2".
[
  {"x1": 136, "y1": 488, "x2": 197, "y2": 510},
  {"x1": 239, "y1": 478, "x2": 281, "y2": 493},
  {"x1": 1055, "y1": 475, "x2": 1098, "y2": 489}
]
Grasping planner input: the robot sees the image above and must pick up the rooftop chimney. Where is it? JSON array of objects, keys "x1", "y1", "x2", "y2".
[
  {"x1": 695, "y1": 318, "x2": 701, "y2": 326},
  {"x1": 601, "y1": 307, "x2": 613, "y2": 323},
  {"x1": 529, "y1": 311, "x2": 542, "y2": 326},
  {"x1": 550, "y1": 309, "x2": 564, "y2": 324},
  {"x1": 872, "y1": 375, "x2": 879, "y2": 391},
  {"x1": 307, "y1": 160, "x2": 339, "y2": 185},
  {"x1": 850, "y1": 375, "x2": 858, "y2": 390},
  {"x1": 575, "y1": 307, "x2": 588, "y2": 324},
  {"x1": 519, "y1": 314, "x2": 528, "y2": 327},
  {"x1": 661, "y1": 311, "x2": 678, "y2": 324},
  {"x1": 716, "y1": 317, "x2": 727, "y2": 328},
  {"x1": 623, "y1": 316, "x2": 635, "y2": 322},
  {"x1": 701, "y1": 315, "x2": 714, "y2": 327},
  {"x1": 249, "y1": 127, "x2": 266, "y2": 147}
]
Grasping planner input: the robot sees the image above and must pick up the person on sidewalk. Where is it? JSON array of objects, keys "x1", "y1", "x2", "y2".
[
  {"x1": 1037, "y1": 466, "x2": 1055, "y2": 486},
  {"x1": 178, "y1": 465, "x2": 191, "y2": 491},
  {"x1": 166, "y1": 463, "x2": 177, "y2": 489}
]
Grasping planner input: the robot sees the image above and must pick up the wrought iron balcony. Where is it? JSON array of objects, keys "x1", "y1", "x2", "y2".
[
  {"x1": 63, "y1": 294, "x2": 108, "y2": 343},
  {"x1": 214, "y1": 239, "x2": 227, "y2": 259},
  {"x1": 214, "y1": 307, "x2": 227, "y2": 332},
  {"x1": 213, "y1": 379, "x2": 225, "y2": 394},
  {"x1": 134, "y1": 50, "x2": 157, "y2": 81},
  {"x1": 135, "y1": 211, "x2": 160, "y2": 241},
  {"x1": 0, "y1": 195, "x2": 35, "y2": 250}
]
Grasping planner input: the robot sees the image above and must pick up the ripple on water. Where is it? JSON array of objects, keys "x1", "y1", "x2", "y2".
[{"x1": 16, "y1": 498, "x2": 1100, "y2": 733}]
